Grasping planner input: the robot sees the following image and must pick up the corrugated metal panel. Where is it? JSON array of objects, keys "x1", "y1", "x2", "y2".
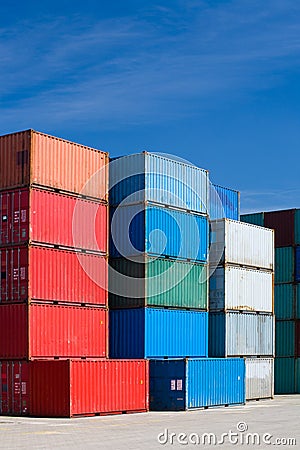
[
  {"x1": 274, "y1": 357, "x2": 296, "y2": 394},
  {"x1": 209, "y1": 266, "x2": 273, "y2": 313},
  {"x1": 275, "y1": 247, "x2": 294, "y2": 283},
  {"x1": 241, "y1": 213, "x2": 264, "y2": 227},
  {"x1": 0, "y1": 130, "x2": 31, "y2": 190},
  {"x1": 0, "y1": 304, "x2": 108, "y2": 358},
  {"x1": 245, "y1": 358, "x2": 274, "y2": 400},
  {"x1": 187, "y1": 358, "x2": 245, "y2": 409},
  {"x1": 109, "y1": 152, "x2": 209, "y2": 214},
  {"x1": 210, "y1": 219, "x2": 274, "y2": 270},
  {"x1": 275, "y1": 284, "x2": 295, "y2": 320},
  {"x1": 209, "y1": 184, "x2": 240, "y2": 221},
  {"x1": 110, "y1": 204, "x2": 208, "y2": 262},
  {"x1": 264, "y1": 209, "x2": 295, "y2": 247},
  {"x1": 109, "y1": 308, "x2": 208, "y2": 358},
  {"x1": 149, "y1": 358, "x2": 245, "y2": 410},
  {"x1": 109, "y1": 257, "x2": 208, "y2": 309},
  {"x1": 0, "y1": 246, "x2": 107, "y2": 306},
  {"x1": 209, "y1": 312, "x2": 275, "y2": 357},
  {"x1": 275, "y1": 320, "x2": 295, "y2": 357},
  {"x1": 30, "y1": 359, "x2": 149, "y2": 417},
  {"x1": 0, "y1": 361, "x2": 30, "y2": 415},
  {"x1": 0, "y1": 130, "x2": 109, "y2": 199},
  {"x1": 295, "y1": 246, "x2": 300, "y2": 282},
  {"x1": 0, "y1": 188, "x2": 107, "y2": 251}
]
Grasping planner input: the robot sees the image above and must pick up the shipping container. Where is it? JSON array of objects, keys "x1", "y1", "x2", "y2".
[
  {"x1": 210, "y1": 219, "x2": 274, "y2": 270},
  {"x1": 275, "y1": 247, "x2": 294, "y2": 284},
  {"x1": 274, "y1": 358, "x2": 296, "y2": 394},
  {"x1": 149, "y1": 358, "x2": 245, "y2": 411},
  {"x1": 275, "y1": 320, "x2": 295, "y2": 357},
  {"x1": 245, "y1": 358, "x2": 274, "y2": 400},
  {"x1": 209, "y1": 266, "x2": 273, "y2": 313},
  {"x1": 0, "y1": 246, "x2": 107, "y2": 305},
  {"x1": 297, "y1": 284, "x2": 300, "y2": 320},
  {"x1": 0, "y1": 188, "x2": 107, "y2": 252},
  {"x1": 110, "y1": 308, "x2": 208, "y2": 359},
  {"x1": 1, "y1": 360, "x2": 148, "y2": 417},
  {"x1": 0, "y1": 130, "x2": 108, "y2": 199},
  {"x1": 30, "y1": 359, "x2": 148, "y2": 417},
  {"x1": 296, "y1": 320, "x2": 300, "y2": 357},
  {"x1": 209, "y1": 184, "x2": 240, "y2": 221},
  {"x1": 274, "y1": 284, "x2": 295, "y2": 320},
  {"x1": 264, "y1": 209, "x2": 300, "y2": 247},
  {"x1": 109, "y1": 257, "x2": 208, "y2": 310},
  {"x1": 209, "y1": 312, "x2": 275, "y2": 357},
  {"x1": 241, "y1": 213, "x2": 264, "y2": 227},
  {"x1": 109, "y1": 152, "x2": 209, "y2": 214},
  {"x1": 296, "y1": 358, "x2": 300, "y2": 393},
  {"x1": 0, "y1": 304, "x2": 107, "y2": 359},
  {"x1": 110, "y1": 204, "x2": 208, "y2": 262},
  {"x1": 295, "y1": 246, "x2": 300, "y2": 282},
  {"x1": 0, "y1": 361, "x2": 30, "y2": 415}
]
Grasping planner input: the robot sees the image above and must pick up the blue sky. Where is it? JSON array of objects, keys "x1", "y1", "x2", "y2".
[{"x1": 1, "y1": 0, "x2": 300, "y2": 213}]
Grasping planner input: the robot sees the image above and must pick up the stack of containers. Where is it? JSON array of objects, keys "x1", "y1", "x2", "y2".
[
  {"x1": 209, "y1": 218, "x2": 275, "y2": 400},
  {"x1": 109, "y1": 153, "x2": 246, "y2": 410},
  {"x1": 242, "y1": 209, "x2": 300, "y2": 394},
  {"x1": 0, "y1": 130, "x2": 148, "y2": 417},
  {"x1": 209, "y1": 183, "x2": 240, "y2": 221},
  {"x1": 109, "y1": 152, "x2": 210, "y2": 359}
]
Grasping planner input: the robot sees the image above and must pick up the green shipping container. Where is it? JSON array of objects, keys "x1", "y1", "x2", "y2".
[
  {"x1": 240, "y1": 212, "x2": 264, "y2": 227},
  {"x1": 275, "y1": 247, "x2": 294, "y2": 284},
  {"x1": 109, "y1": 257, "x2": 208, "y2": 309},
  {"x1": 275, "y1": 320, "x2": 295, "y2": 357},
  {"x1": 274, "y1": 284, "x2": 295, "y2": 320},
  {"x1": 275, "y1": 358, "x2": 296, "y2": 394},
  {"x1": 296, "y1": 284, "x2": 300, "y2": 320}
]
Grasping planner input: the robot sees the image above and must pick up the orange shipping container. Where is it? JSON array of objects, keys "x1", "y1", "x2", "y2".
[{"x1": 0, "y1": 130, "x2": 108, "y2": 200}]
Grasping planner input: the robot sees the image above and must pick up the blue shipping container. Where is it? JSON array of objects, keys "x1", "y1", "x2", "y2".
[
  {"x1": 110, "y1": 204, "x2": 208, "y2": 262},
  {"x1": 209, "y1": 184, "x2": 240, "y2": 221},
  {"x1": 109, "y1": 308, "x2": 208, "y2": 358},
  {"x1": 109, "y1": 152, "x2": 209, "y2": 214},
  {"x1": 295, "y1": 246, "x2": 300, "y2": 282},
  {"x1": 150, "y1": 358, "x2": 245, "y2": 410}
]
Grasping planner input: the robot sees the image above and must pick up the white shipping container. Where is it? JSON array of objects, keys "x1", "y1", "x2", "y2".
[
  {"x1": 245, "y1": 358, "x2": 274, "y2": 400},
  {"x1": 209, "y1": 266, "x2": 273, "y2": 313},
  {"x1": 210, "y1": 219, "x2": 274, "y2": 270}
]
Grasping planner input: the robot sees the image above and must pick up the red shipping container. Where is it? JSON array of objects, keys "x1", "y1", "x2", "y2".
[
  {"x1": 0, "y1": 246, "x2": 107, "y2": 306},
  {"x1": 264, "y1": 209, "x2": 295, "y2": 247},
  {"x1": 0, "y1": 130, "x2": 108, "y2": 200},
  {"x1": 0, "y1": 304, "x2": 108, "y2": 359},
  {"x1": 0, "y1": 361, "x2": 30, "y2": 415},
  {"x1": 30, "y1": 359, "x2": 148, "y2": 417},
  {"x1": 0, "y1": 188, "x2": 107, "y2": 252}
]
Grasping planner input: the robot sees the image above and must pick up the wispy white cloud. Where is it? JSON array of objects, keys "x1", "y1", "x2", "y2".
[
  {"x1": 240, "y1": 187, "x2": 300, "y2": 213},
  {"x1": 1, "y1": 0, "x2": 300, "y2": 130}
]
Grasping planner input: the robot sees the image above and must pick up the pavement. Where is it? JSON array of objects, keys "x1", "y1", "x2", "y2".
[{"x1": 0, "y1": 395, "x2": 299, "y2": 449}]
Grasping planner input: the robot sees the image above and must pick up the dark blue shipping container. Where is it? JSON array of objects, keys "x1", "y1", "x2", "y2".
[
  {"x1": 150, "y1": 358, "x2": 245, "y2": 410},
  {"x1": 110, "y1": 204, "x2": 208, "y2": 262},
  {"x1": 209, "y1": 184, "x2": 240, "y2": 221},
  {"x1": 296, "y1": 246, "x2": 300, "y2": 282},
  {"x1": 109, "y1": 308, "x2": 208, "y2": 359}
]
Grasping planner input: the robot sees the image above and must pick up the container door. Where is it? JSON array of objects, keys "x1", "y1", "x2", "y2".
[
  {"x1": 11, "y1": 248, "x2": 28, "y2": 302},
  {"x1": 12, "y1": 362, "x2": 30, "y2": 415}
]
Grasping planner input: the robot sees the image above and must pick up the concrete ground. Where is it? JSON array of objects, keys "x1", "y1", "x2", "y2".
[{"x1": 0, "y1": 396, "x2": 299, "y2": 449}]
